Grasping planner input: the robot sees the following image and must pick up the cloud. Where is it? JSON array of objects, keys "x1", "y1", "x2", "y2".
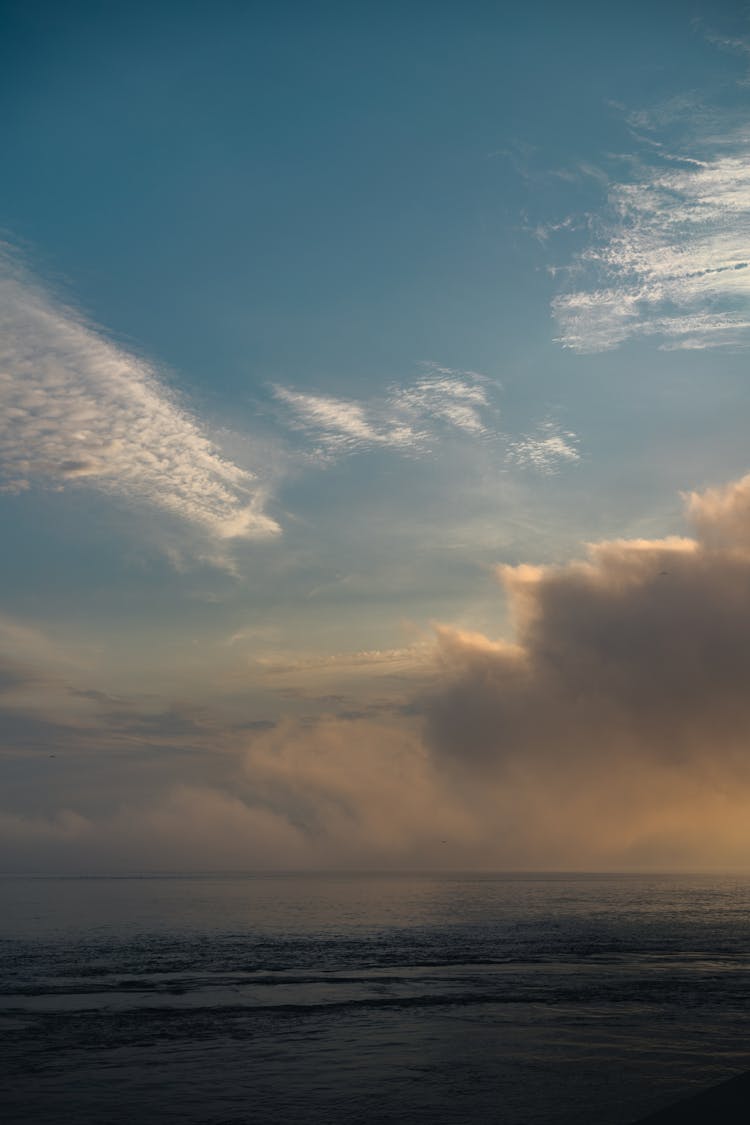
[
  {"x1": 274, "y1": 362, "x2": 578, "y2": 474},
  {"x1": 273, "y1": 361, "x2": 491, "y2": 459},
  {"x1": 0, "y1": 657, "x2": 42, "y2": 695},
  {"x1": 273, "y1": 385, "x2": 421, "y2": 456},
  {"x1": 418, "y1": 470, "x2": 750, "y2": 867},
  {"x1": 9, "y1": 460, "x2": 750, "y2": 870},
  {"x1": 0, "y1": 252, "x2": 280, "y2": 539},
  {"x1": 0, "y1": 788, "x2": 309, "y2": 872},
  {"x1": 390, "y1": 363, "x2": 492, "y2": 436},
  {"x1": 505, "y1": 419, "x2": 580, "y2": 474},
  {"x1": 241, "y1": 717, "x2": 474, "y2": 863},
  {"x1": 254, "y1": 644, "x2": 431, "y2": 678},
  {"x1": 552, "y1": 135, "x2": 750, "y2": 352},
  {"x1": 0, "y1": 716, "x2": 474, "y2": 872},
  {"x1": 686, "y1": 471, "x2": 750, "y2": 549}
]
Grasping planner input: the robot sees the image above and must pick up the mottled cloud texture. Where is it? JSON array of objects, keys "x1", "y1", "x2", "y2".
[
  {"x1": 0, "y1": 255, "x2": 279, "y2": 538},
  {"x1": 553, "y1": 135, "x2": 750, "y2": 352}
]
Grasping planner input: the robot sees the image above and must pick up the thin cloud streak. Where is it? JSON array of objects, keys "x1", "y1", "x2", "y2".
[{"x1": 0, "y1": 254, "x2": 280, "y2": 539}]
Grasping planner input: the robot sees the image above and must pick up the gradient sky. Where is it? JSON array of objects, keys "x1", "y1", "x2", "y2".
[{"x1": 2, "y1": 0, "x2": 750, "y2": 871}]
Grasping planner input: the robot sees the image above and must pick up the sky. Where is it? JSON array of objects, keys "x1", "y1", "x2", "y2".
[{"x1": 2, "y1": 0, "x2": 750, "y2": 872}]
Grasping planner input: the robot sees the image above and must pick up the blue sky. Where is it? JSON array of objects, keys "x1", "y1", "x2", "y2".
[{"x1": 2, "y1": 1, "x2": 750, "y2": 870}]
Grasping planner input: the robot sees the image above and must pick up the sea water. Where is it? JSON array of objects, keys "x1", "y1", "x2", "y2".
[{"x1": 3, "y1": 872, "x2": 750, "y2": 1124}]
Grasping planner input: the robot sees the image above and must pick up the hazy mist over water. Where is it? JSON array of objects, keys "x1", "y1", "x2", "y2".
[{"x1": 3, "y1": 872, "x2": 750, "y2": 1124}]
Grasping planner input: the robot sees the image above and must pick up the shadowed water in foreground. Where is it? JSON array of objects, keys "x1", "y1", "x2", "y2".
[
  {"x1": 635, "y1": 1069, "x2": 750, "y2": 1122},
  {"x1": 2, "y1": 872, "x2": 750, "y2": 1124}
]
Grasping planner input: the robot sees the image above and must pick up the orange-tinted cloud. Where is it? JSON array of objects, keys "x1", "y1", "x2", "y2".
[
  {"x1": 6, "y1": 472, "x2": 750, "y2": 871},
  {"x1": 418, "y1": 476, "x2": 750, "y2": 866}
]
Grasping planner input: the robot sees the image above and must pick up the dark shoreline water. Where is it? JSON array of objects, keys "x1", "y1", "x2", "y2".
[
  {"x1": 3, "y1": 872, "x2": 750, "y2": 1124},
  {"x1": 634, "y1": 1068, "x2": 750, "y2": 1122}
]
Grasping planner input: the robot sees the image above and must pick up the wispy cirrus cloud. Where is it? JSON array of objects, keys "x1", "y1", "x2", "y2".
[
  {"x1": 505, "y1": 419, "x2": 580, "y2": 474},
  {"x1": 273, "y1": 362, "x2": 578, "y2": 475},
  {"x1": 390, "y1": 363, "x2": 491, "y2": 437},
  {"x1": 272, "y1": 386, "x2": 421, "y2": 456},
  {"x1": 552, "y1": 134, "x2": 750, "y2": 353},
  {"x1": 0, "y1": 253, "x2": 279, "y2": 539},
  {"x1": 273, "y1": 361, "x2": 490, "y2": 460}
]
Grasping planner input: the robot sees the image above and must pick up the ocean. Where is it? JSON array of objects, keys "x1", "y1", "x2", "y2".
[{"x1": 2, "y1": 872, "x2": 750, "y2": 1124}]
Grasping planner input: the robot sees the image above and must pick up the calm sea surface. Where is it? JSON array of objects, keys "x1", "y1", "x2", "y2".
[{"x1": 2, "y1": 872, "x2": 750, "y2": 1124}]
